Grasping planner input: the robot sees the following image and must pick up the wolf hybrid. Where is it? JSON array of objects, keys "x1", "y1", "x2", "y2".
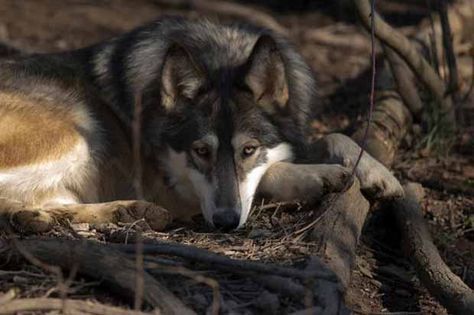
[{"x1": 0, "y1": 17, "x2": 402, "y2": 232}]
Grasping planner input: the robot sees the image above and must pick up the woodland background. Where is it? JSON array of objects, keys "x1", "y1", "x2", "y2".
[{"x1": 0, "y1": 0, "x2": 472, "y2": 314}]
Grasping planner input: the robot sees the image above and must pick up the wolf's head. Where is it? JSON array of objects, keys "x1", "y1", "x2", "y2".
[{"x1": 144, "y1": 34, "x2": 309, "y2": 230}]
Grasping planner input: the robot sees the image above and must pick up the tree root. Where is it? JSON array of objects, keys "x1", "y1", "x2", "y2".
[
  {"x1": 391, "y1": 183, "x2": 474, "y2": 315},
  {"x1": 309, "y1": 179, "x2": 370, "y2": 289},
  {"x1": 0, "y1": 237, "x2": 348, "y2": 314},
  {"x1": 352, "y1": 1, "x2": 474, "y2": 312},
  {"x1": 0, "y1": 239, "x2": 195, "y2": 315},
  {"x1": 0, "y1": 298, "x2": 151, "y2": 315},
  {"x1": 353, "y1": 0, "x2": 455, "y2": 123}
]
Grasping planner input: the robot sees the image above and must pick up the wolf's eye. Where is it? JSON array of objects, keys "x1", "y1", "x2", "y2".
[
  {"x1": 194, "y1": 147, "x2": 210, "y2": 158},
  {"x1": 242, "y1": 145, "x2": 257, "y2": 158}
]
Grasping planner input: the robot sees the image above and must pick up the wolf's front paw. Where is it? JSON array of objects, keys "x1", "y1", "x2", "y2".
[
  {"x1": 300, "y1": 164, "x2": 353, "y2": 197},
  {"x1": 113, "y1": 201, "x2": 172, "y2": 231},
  {"x1": 343, "y1": 154, "x2": 403, "y2": 200},
  {"x1": 320, "y1": 133, "x2": 403, "y2": 200},
  {"x1": 259, "y1": 163, "x2": 352, "y2": 203},
  {"x1": 10, "y1": 209, "x2": 54, "y2": 233}
]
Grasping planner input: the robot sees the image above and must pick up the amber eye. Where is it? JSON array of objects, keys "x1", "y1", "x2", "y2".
[
  {"x1": 194, "y1": 146, "x2": 210, "y2": 158},
  {"x1": 242, "y1": 145, "x2": 257, "y2": 158}
]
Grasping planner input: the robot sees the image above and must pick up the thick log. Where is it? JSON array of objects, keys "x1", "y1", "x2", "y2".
[
  {"x1": 310, "y1": 179, "x2": 370, "y2": 289},
  {"x1": 0, "y1": 239, "x2": 195, "y2": 315},
  {"x1": 351, "y1": 91, "x2": 412, "y2": 167}
]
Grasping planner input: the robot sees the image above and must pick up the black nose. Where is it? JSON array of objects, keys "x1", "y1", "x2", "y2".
[{"x1": 212, "y1": 211, "x2": 240, "y2": 231}]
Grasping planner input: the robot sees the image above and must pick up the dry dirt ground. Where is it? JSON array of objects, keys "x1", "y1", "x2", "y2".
[{"x1": 0, "y1": 0, "x2": 472, "y2": 314}]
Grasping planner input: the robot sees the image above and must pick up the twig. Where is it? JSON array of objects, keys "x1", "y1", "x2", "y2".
[
  {"x1": 0, "y1": 298, "x2": 151, "y2": 315},
  {"x1": 132, "y1": 93, "x2": 144, "y2": 200},
  {"x1": 350, "y1": 0, "x2": 377, "y2": 180}
]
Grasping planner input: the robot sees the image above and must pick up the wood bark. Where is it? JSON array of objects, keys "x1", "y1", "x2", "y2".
[
  {"x1": 309, "y1": 2, "x2": 473, "y2": 313},
  {"x1": 390, "y1": 183, "x2": 474, "y2": 315},
  {"x1": 0, "y1": 239, "x2": 195, "y2": 315},
  {"x1": 0, "y1": 298, "x2": 152, "y2": 315},
  {"x1": 353, "y1": 0, "x2": 456, "y2": 124},
  {"x1": 351, "y1": 2, "x2": 474, "y2": 313},
  {"x1": 351, "y1": 91, "x2": 412, "y2": 167},
  {"x1": 310, "y1": 179, "x2": 369, "y2": 289}
]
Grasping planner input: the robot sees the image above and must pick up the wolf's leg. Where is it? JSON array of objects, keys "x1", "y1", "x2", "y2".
[
  {"x1": 308, "y1": 133, "x2": 403, "y2": 199},
  {"x1": 63, "y1": 200, "x2": 171, "y2": 231},
  {"x1": 2, "y1": 199, "x2": 171, "y2": 233},
  {"x1": 257, "y1": 163, "x2": 353, "y2": 203}
]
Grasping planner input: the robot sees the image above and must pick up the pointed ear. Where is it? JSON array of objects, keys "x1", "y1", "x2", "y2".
[
  {"x1": 160, "y1": 44, "x2": 205, "y2": 111},
  {"x1": 243, "y1": 35, "x2": 289, "y2": 112}
]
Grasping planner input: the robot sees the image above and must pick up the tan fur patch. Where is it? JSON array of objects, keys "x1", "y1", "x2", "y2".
[{"x1": 0, "y1": 91, "x2": 81, "y2": 169}]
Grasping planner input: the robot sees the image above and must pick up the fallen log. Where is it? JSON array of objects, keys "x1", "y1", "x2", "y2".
[
  {"x1": 0, "y1": 239, "x2": 195, "y2": 315},
  {"x1": 351, "y1": 90, "x2": 412, "y2": 167},
  {"x1": 115, "y1": 231, "x2": 349, "y2": 314},
  {"x1": 0, "y1": 235, "x2": 349, "y2": 314},
  {"x1": 310, "y1": 179, "x2": 369, "y2": 289}
]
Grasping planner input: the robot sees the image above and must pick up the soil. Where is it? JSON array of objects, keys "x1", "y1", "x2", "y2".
[{"x1": 0, "y1": 0, "x2": 472, "y2": 314}]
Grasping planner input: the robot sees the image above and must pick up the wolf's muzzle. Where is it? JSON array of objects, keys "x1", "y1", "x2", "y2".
[{"x1": 212, "y1": 209, "x2": 240, "y2": 231}]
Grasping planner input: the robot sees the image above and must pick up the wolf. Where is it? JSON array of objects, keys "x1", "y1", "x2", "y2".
[{"x1": 0, "y1": 17, "x2": 402, "y2": 232}]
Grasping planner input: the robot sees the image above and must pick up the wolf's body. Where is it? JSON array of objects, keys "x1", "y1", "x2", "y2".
[{"x1": 0, "y1": 17, "x2": 402, "y2": 232}]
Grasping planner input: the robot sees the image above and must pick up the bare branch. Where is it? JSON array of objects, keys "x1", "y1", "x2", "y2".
[
  {"x1": 353, "y1": 0, "x2": 455, "y2": 124},
  {"x1": 384, "y1": 46, "x2": 424, "y2": 118},
  {"x1": 0, "y1": 298, "x2": 152, "y2": 315}
]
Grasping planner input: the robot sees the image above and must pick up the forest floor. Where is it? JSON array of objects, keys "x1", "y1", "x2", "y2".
[{"x1": 0, "y1": 0, "x2": 472, "y2": 314}]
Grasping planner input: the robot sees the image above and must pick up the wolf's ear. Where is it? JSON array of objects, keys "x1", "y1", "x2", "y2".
[
  {"x1": 243, "y1": 35, "x2": 289, "y2": 111},
  {"x1": 160, "y1": 44, "x2": 205, "y2": 110}
]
